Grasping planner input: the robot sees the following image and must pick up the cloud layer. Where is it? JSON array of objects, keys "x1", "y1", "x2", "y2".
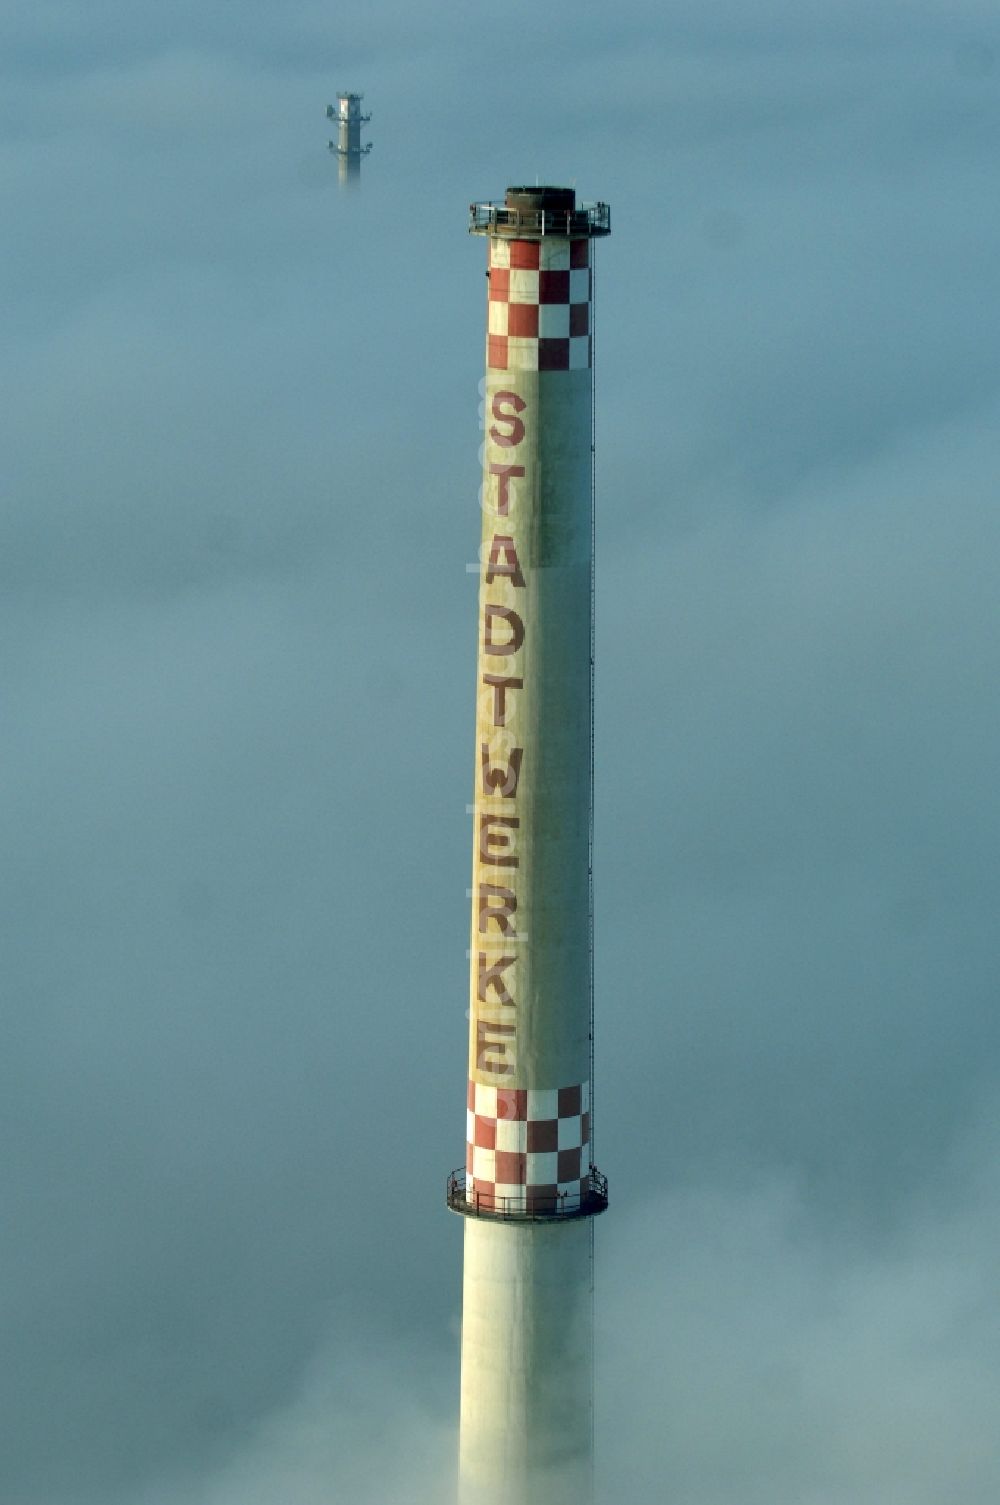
[{"x1": 3, "y1": 0, "x2": 999, "y2": 1499}]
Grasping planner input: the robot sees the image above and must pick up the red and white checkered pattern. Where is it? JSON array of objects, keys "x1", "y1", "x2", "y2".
[
  {"x1": 487, "y1": 238, "x2": 591, "y2": 373},
  {"x1": 466, "y1": 1079, "x2": 591, "y2": 1211}
]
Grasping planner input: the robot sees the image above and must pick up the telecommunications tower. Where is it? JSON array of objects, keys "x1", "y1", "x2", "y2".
[
  {"x1": 447, "y1": 185, "x2": 611, "y2": 1505},
  {"x1": 326, "y1": 92, "x2": 371, "y2": 185}
]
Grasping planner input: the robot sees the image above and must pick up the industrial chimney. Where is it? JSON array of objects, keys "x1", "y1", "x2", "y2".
[
  {"x1": 326, "y1": 92, "x2": 371, "y2": 186},
  {"x1": 447, "y1": 185, "x2": 611, "y2": 1505}
]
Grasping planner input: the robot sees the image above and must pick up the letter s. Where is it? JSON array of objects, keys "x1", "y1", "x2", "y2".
[{"x1": 490, "y1": 391, "x2": 526, "y2": 449}]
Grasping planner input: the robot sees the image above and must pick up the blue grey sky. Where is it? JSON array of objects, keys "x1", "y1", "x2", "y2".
[{"x1": 4, "y1": 2, "x2": 1000, "y2": 1501}]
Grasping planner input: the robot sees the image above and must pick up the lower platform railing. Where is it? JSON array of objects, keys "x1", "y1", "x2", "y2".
[{"x1": 446, "y1": 1166, "x2": 608, "y2": 1221}]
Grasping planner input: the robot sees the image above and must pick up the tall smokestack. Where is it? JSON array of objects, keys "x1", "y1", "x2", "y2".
[
  {"x1": 448, "y1": 185, "x2": 611, "y2": 1505},
  {"x1": 326, "y1": 92, "x2": 371, "y2": 186}
]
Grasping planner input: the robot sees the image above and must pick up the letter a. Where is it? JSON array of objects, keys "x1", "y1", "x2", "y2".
[{"x1": 485, "y1": 535, "x2": 526, "y2": 588}]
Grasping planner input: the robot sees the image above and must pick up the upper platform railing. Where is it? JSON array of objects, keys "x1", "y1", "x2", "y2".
[{"x1": 469, "y1": 201, "x2": 611, "y2": 239}]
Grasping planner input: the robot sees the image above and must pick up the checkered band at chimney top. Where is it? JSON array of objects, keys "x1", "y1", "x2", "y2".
[{"x1": 447, "y1": 186, "x2": 611, "y2": 1505}]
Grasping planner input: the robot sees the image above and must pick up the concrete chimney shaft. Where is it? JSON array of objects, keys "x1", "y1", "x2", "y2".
[{"x1": 449, "y1": 185, "x2": 611, "y2": 1505}]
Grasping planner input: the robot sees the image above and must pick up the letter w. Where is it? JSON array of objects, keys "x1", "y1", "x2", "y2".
[{"x1": 481, "y1": 744, "x2": 523, "y2": 798}]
